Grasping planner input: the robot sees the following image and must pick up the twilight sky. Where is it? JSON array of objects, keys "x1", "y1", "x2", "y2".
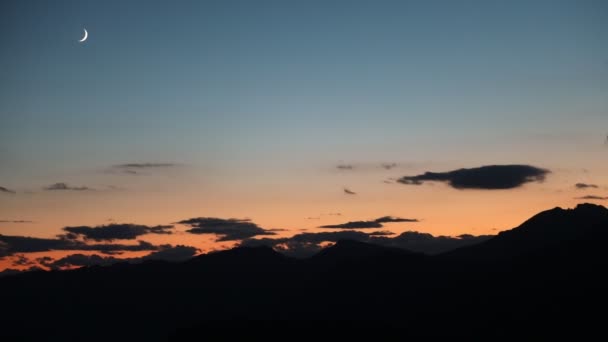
[{"x1": 1, "y1": 0, "x2": 607, "y2": 270}]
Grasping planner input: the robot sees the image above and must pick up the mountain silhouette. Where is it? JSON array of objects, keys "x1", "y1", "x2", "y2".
[
  {"x1": 186, "y1": 245, "x2": 295, "y2": 270},
  {"x1": 1, "y1": 204, "x2": 607, "y2": 340},
  {"x1": 444, "y1": 203, "x2": 608, "y2": 261},
  {"x1": 310, "y1": 239, "x2": 419, "y2": 263}
]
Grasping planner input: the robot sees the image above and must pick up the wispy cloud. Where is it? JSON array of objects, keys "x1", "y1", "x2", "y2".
[
  {"x1": 344, "y1": 188, "x2": 357, "y2": 195},
  {"x1": 112, "y1": 163, "x2": 177, "y2": 175},
  {"x1": 0, "y1": 220, "x2": 34, "y2": 224},
  {"x1": 336, "y1": 164, "x2": 354, "y2": 170},
  {"x1": 320, "y1": 216, "x2": 418, "y2": 229},
  {"x1": 44, "y1": 183, "x2": 93, "y2": 191},
  {"x1": 575, "y1": 183, "x2": 599, "y2": 189},
  {"x1": 0, "y1": 186, "x2": 16, "y2": 194},
  {"x1": 381, "y1": 163, "x2": 398, "y2": 170},
  {"x1": 575, "y1": 195, "x2": 608, "y2": 200}
]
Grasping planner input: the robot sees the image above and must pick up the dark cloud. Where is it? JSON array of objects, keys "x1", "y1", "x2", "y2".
[
  {"x1": 76, "y1": 240, "x2": 159, "y2": 253},
  {"x1": 290, "y1": 231, "x2": 372, "y2": 244},
  {"x1": 0, "y1": 235, "x2": 75, "y2": 257},
  {"x1": 179, "y1": 217, "x2": 276, "y2": 241},
  {"x1": 397, "y1": 165, "x2": 549, "y2": 190},
  {"x1": 42, "y1": 254, "x2": 118, "y2": 269},
  {"x1": 12, "y1": 254, "x2": 35, "y2": 267},
  {"x1": 39, "y1": 245, "x2": 199, "y2": 270},
  {"x1": 367, "y1": 231, "x2": 396, "y2": 236},
  {"x1": 337, "y1": 164, "x2": 354, "y2": 170},
  {"x1": 45, "y1": 183, "x2": 93, "y2": 191},
  {"x1": 61, "y1": 224, "x2": 174, "y2": 241},
  {"x1": 241, "y1": 230, "x2": 491, "y2": 258},
  {"x1": 344, "y1": 188, "x2": 357, "y2": 195},
  {"x1": 320, "y1": 216, "x2": 418, "y2": 229},
  {"x1": 36, "y1": 256, "x2": 53, "y2": 264},
  {"x1": 575, "y1": 183, "x2": 599, "y2": 189},
  {"x1": 0, "y1": 186, "x2": 16, "y2": 194},
  {"x1": 140, "y1": 245, "x2": 199, "y2": 262},
  {"x1": 321, "y1": 221, "x2": 382, "y2": 229},
  {"x1": 0, "y1": 234, "x2": 159, "y2": 257},
  {"x1": 575, "y1": 195, "x2": 608, "y2": 200},
  {"x1": 381, "y1": 163, "x2": 398, "y2": 170},
  {"x1": 374, "y1": 216, "x2": 419, "y2": 223},
  {"x1": 0, "y1": 220, "x2": 34, "y2": 223}
]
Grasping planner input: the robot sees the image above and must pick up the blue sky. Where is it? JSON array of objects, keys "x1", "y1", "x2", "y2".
[{"x1": 1, "y1": 0, "x2": 607, "y2": 241}]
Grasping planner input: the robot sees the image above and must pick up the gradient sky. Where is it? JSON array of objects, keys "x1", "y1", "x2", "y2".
[{"x1": 1, "y1": 0, "x2": 607, "y2": 270}]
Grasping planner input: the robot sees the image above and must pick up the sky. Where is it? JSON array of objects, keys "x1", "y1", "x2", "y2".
[{"x1": 1, "y1": 0, "x2": 607, "y2": 271}]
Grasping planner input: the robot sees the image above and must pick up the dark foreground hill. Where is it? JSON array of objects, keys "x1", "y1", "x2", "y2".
[{"x1": 1, "y1": 204, "x2": 607, "y2": 340}]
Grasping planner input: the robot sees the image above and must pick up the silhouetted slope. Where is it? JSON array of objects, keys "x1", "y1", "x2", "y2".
[
  {"x1": 444, "y1": 203, "x2": 608, "y2": 261},
  {"x1": 310, "y1": 239, "x2": 417, "y2": 263},
  {"x1": 186, "y1": 245, "x2": 295, "y2": 270},
  {"x1": 1, "y1": 204, "x2": 608, "y2": 340}
]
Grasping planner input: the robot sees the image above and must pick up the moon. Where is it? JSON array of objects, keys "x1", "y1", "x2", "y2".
[{"x1": 79, "y1": 29, "x2": 88, "y2": 43}]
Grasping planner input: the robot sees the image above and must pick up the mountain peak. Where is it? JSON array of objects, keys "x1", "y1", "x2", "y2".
[
  {"x1": 311, "y1": 239, "x2": 415, "y2": 263},
  {"x1": 187, "y1": 245, "x2": 292, "y2": 268},
  {"x1": 574, "y1": 202, "x2": 608, "y2": 213}
]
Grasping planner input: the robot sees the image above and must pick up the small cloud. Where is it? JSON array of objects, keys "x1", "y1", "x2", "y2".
[
  {"x1": 12, "y1": 254, "x2": 35, "y2": 267},
  {"x1": 321, "y1": 220, "x2": 383, "y2": 229},
  {"x1": 374, "y1": 216, "x2": 419, "y2": 223},
  {"x1": 111, "y1": 163, "x2": 178, "y2": 175},
  {"x1": 367, "y1": 231, "x2": 396, "y2": 236},
  {"x1": 61, "y1": 224, "x2": 174, "y2": 241},
  {"x1": 337, "y1": 164, "x2": 354, "y2": 170},
  {"x1": 0, "y1": 186, "x2": 16, "y2": 194},
  {"x1": 178, "y1": 217, "x2": 276, "y2": 241},
  {"x1": 45, "y1": 183, "x2": 93, "y2": 191},
  {"x1": 0, "y1": 234, "x2": 160, "y2": 257},
  {"x1": 0, "y1": 220, "x2": 34, "y2": 224},
  {"x1": 381, "y1": 163, "x2": 398, "y2": 170},
  {"x1": 397, "y1": 165, "x2": 549, "y2": 190},
  {"x1": 344, "y1": 188, "x2": 357, "y2": 195},
  {"x1": 40, "y1": 253, "x2": 119, "y2": 270},
  {"x1": 575, "y1": 195, "x2": 608, "y2": 200},
  {"x1": 575, "y1": 183, "x2": 599, "y2": 189},
  {"x1": 38, "y1": 246, "x2": 198, "y2": 270},
  {"x1": 320, "y1": 216, "x2": 418, "y2": 229},
  {"x1": 114, "y1": 163, "x2": 176, "y2": 169}
]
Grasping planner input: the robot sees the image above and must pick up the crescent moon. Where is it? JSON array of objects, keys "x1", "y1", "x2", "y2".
[{"x1": 79, "y1": 29, "x2": 88, "y2": 43}]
